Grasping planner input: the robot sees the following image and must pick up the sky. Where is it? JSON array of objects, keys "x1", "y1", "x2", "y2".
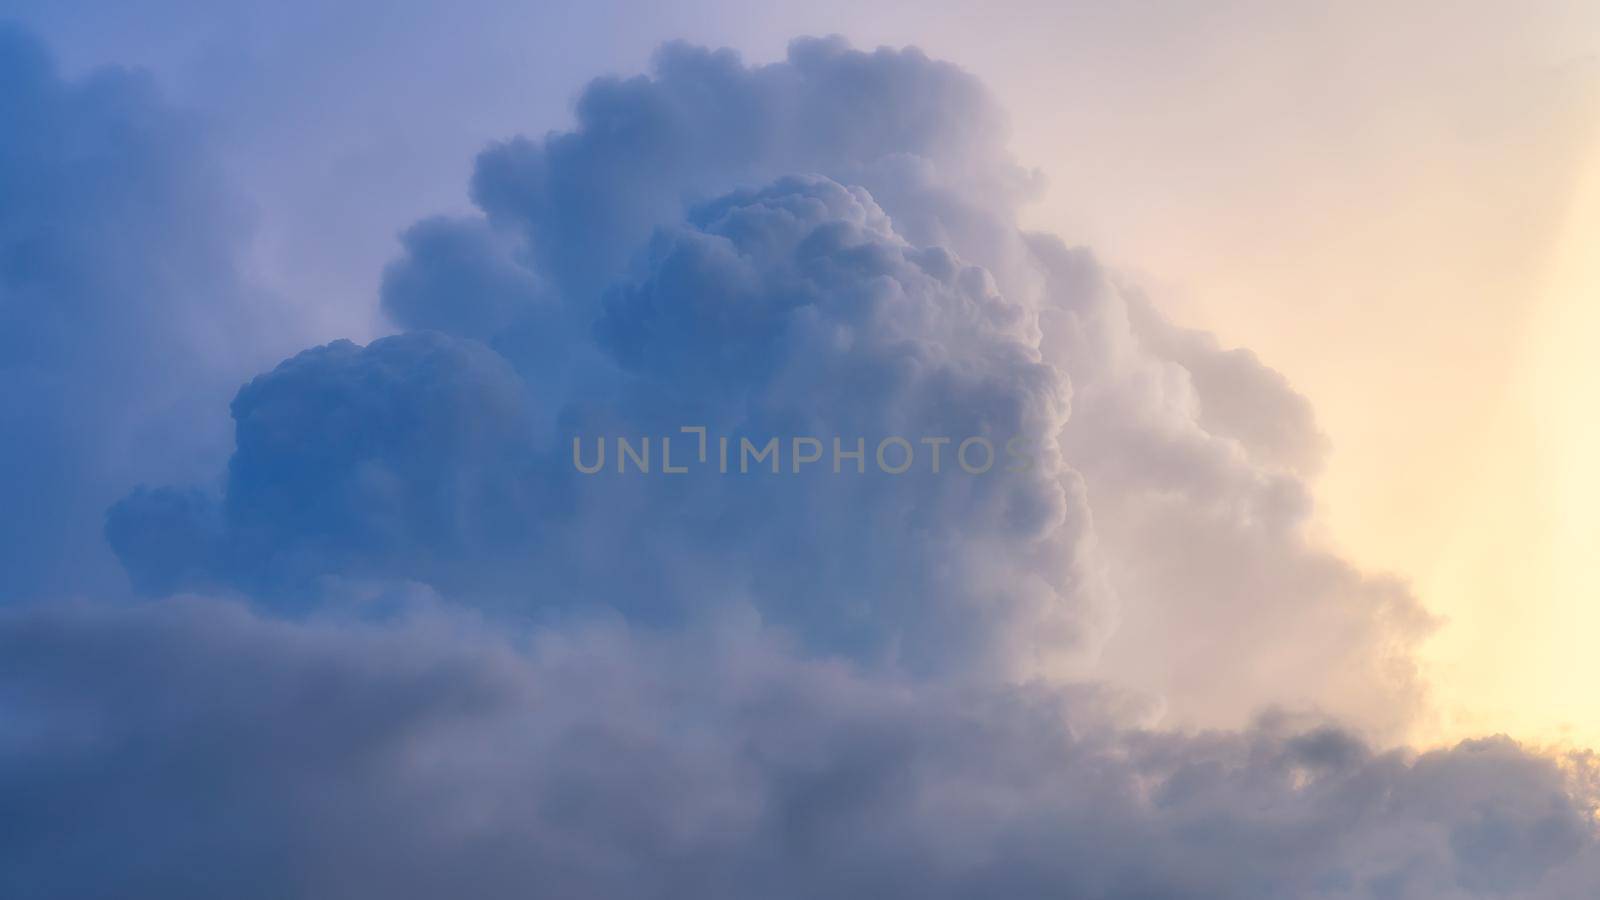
[{"x1": 3, "y1": 1, "x2": 1600, "y2": 895}]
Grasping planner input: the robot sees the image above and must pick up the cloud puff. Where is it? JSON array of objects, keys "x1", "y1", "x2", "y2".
[
  {"x1": 458, "y1": 37, "x2": 1020, "y2": 306},
  {"x1": 115, "y1": 175, "x2": 1103, "y2": 677},
  {"x1": 0, "y1": 25, "x2": 279, "y2": 603},
  {"x1": 381, "y1": 215, "x2": 548, "y2": 343},
  {"x1": 110, "y1": 331, "x2": 549, "y2": 600}
]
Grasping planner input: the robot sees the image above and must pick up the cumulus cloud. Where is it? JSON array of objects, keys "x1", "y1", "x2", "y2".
[
  {"x1": 120, "y1": 33, "x2": 1426, "y2": 724},
  {"x1": 6, "y1": 25, "x2": 1595, "y2": 898},
  {"x1": 114, "y1": 175, "x2": 1102, "y2": 677},
  {"x1": 108, "y1": 331, "x2": 550, "y2": 600},
  {"x1": 0, "y1": 24, "x2": 281, "y2": 603}
]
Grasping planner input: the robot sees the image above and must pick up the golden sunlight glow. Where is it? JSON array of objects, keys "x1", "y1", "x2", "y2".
[{"x1": 1419, "y1": 138, "x2": 1600, "y2": 748}]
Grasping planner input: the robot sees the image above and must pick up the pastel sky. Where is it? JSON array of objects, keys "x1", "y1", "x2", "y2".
[{"x1": 3, "y1": 1, "x2": 1599, "y2": 896}]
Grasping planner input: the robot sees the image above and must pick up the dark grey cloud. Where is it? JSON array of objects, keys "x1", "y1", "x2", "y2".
[{"x1": 0, "y1": 596, "x2": 1593, "y2": 900}]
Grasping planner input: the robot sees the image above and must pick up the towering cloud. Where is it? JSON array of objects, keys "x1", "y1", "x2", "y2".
[
  {"x1": 5, "y1": 27, "x2": 1595, "y2": 898},
  {"x1": 115, "y1": 34, "x2": 1427, "y2": 726}
]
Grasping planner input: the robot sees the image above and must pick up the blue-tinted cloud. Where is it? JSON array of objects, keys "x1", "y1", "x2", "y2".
[
  {"x1": 109, "y1": 331, "x2": 550, "y2": 600},
  {"x1": 459, "y1": 37, "x2": 1016, "y2": 307},
  {"x1": 0, "y1": 24, "x2": 277, "y2": 602},
  {"x1": 117, "y1": 175, "x2": 1099, "y2": 675},
  {"x1": 381, "y1": 215, "x2": 548, "y2": 342}
]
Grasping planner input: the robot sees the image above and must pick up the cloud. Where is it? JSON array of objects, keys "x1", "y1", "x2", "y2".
[
  {"x1": 1029, "y1": 235, "x2": 1435, "y2": 734},
  {"x1": 108, "y1": 331, "x2": 549, "y2": 601},
  {"x1": 115, "y1": 175, "x2": 1104, "y2": 677},
  {"x1": 0, "y1": 596, "x2": 1593, "y2": 899},
  {"x1": 381, "y1": 215, "x2": 548, "y2": 343},
  {"x1": 5, "y1": 25, "x2": 1593, "y2": 897},
  {"x1": 459, "y1": 37, "x2": 1020, "y2": 306},
  {"x1": 122, "y1": 35, "x2": 1427, "y2": 725},
  {"x1": 0, "y1": 24, "x2": 280, "y2": 603}
]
